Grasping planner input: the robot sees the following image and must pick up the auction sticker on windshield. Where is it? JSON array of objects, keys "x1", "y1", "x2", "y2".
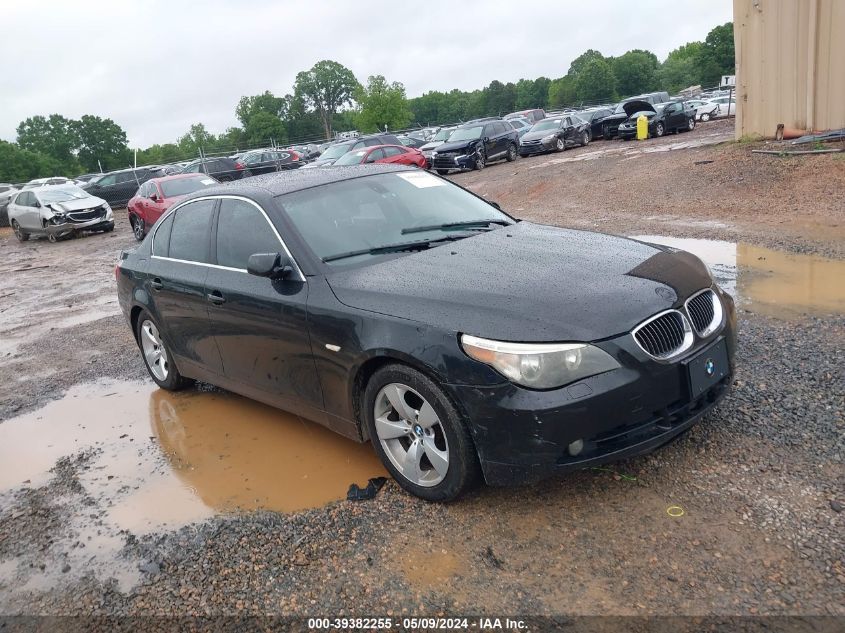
[{"x1": 397, "y1": 171, "x2": 444, "y2": 188}]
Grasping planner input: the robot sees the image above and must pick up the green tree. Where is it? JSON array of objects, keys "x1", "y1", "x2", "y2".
[
  {"x1": 0, "y1": 140, "x2": 66, "y2": 182},
  {"x1": 354, "y1": 75, "x2": 413, "y2": 132},
  {"x1": 294, "y1": 60, "x2": 360, "y2": 139},
  {"x1": 16, "y1": 114, "x2": 80, "y2": 168},
  {"x1": 516, "y1": 77, "x2": 551, "y2": 109},
  {"x1": 177, "y1": 123, "x2": 215, "y2": 156},
  {"x1": 659, "y1": 42, "x2": 704, "y2": 92},
  {"x1": 244, "y1": 111, "x2": 288, "y2": 145},
  {"x1": 575, "y1": 58, "x2": 616, "y2": 103},
  {"x1": 547, "y1": 75, "x2": 577, "y2": 108},
  {"x1": 568, "y1": 49, "x2": 606, "y2": 76},
  {"x1": 612, "y1": 49, "x2": 659, "y2": 97},
  {"x1": 235, "y1": 91, "x2": 286, "y2": 127},
  {"x1": 75, "y1": 115, "x2": 131, "y2": 172},
  {"x1": 697, "y1": 22, "x2": 735, "y2": 86}
]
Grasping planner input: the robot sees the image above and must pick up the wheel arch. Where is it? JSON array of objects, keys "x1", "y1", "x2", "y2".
[{"x1": 349, "y1": 350, "x2": 473, "y2": 445}]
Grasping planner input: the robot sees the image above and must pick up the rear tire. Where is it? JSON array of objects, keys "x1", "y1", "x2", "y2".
[
  {"x1": 505, "y1": 143, "x2": 517, "y2": 162},
  {"x1": 580, "y1": 131, "x2": 589, "y2": 146},
  {"x1": 687, "y1": 118, "x2": 696, "y2": 131},
  {"x1": 131, "y1": 215, "x2": 145, "y2": 241},
  {"x1": 654, "y1": 122, "x2": 665, "y2": 137},
  {"x1": 12, "y1": 220, "x2": 29, "y2": 242},
  {"x1": 363, "y1": 363, "x2": 481, "y2": 502},
  {"x1": 135, "y1": 310, "x2": 193, "y2": 391},
  {"x1": 700, "y1": 112, "x2": 711, "y2": 122}
]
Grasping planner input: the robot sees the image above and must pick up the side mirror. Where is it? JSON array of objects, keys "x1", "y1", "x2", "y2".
[
  {"x1": 33, "y1": 201, "x2": 41, "y2": 208},
  {"x1": 247, "y1": 252, "x2": 291, "y2": 280},
  {"x1": 483, "y1": 137, "x2": 490, "y2": 143},
  {"x1": 149, "y1": 193, "x2": 159, "y2": 202}
]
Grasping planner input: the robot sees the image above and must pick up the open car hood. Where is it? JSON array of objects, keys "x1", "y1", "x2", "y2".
[{"x1": 623, "y1": 100, "x2": 656, "y2": 116}]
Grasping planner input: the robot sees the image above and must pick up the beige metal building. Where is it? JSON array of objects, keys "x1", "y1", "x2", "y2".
[{"x1": 733, "y1": 0, "x2": 845, "y2": 139}]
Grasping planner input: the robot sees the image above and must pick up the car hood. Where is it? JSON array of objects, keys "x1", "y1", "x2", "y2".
[
  {"x1": 304, "y1": 157, "x2": 339, "y2": 168},
  {"x1": 47, "y1": 196, "x2": 107, "y2": 212},
  {"x1": 521, "y1": 129, "x2": 559, "y2": 142},
  {"x1": 623, "y1": 100, "x2": 656, "y2": 116},
  {"x1": 326, "y1": 222, "x2": 713, "y2": 342},
  {"x1": 420, "y1": 140, "x2": 445, "y2": 151},
  {"x1": 433, "y1": 139, "x2": 479, "y2": 153}
]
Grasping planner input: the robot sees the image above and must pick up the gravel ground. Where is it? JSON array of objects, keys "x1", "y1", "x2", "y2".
[{"x1": 0, "y1": 123, "x2": 843, "y2": 620}]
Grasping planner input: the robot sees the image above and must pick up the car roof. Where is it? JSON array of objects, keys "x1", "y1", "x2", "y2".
[
  {"x1": 148, "y1": 173, "x2": 211, "y2": 184},
  {"x1": 184, "y1": 164, "x2": 416, "y2": 200},
  {"x1": 364, "y1": 144, "x2": 408, "y2": 151}
]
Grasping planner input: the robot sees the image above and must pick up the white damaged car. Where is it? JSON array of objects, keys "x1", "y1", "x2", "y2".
[{"x1": 8, "y1": 184, "x2": 114, "y2": 243}]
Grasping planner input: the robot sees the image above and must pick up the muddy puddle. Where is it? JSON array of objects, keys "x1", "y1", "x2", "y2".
[
  {"x1": 0, "y1": 379, "x2": 386, "y2": 523},
  {"x1": 632, "y1": 235, "x2": 845, "y2": 318}
]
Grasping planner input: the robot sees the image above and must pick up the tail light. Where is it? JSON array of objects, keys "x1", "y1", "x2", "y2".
[
  {"x1": 235, "y1": 162, "x2": 244, "y2": 170},
  {"x1": 290, "y1": 151, "x2": 300, "y2": 161}
]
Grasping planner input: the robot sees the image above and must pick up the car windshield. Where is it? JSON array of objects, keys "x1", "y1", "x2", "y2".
[
  {"x1": 530, "y1": 119, "x2": 562, "y2": 132},
  {"x1": 37, "y1": 186, "x2": 91, "y2": 204},
  {"x1": 432, "y1": 128, "x2": 453, "y2": 141},
  {"x1": 278, "y1": 172, "x2": 512, "y2": 265},
  {"x1": 320, "y1": 143, "x2": 355, "y2": 160},
  {"x1": 448, "y1": 126, "x2": 484, "y2": 142},
  {"x1": 160, "y1": 176, "x2": 217, "y2": 198},
  {"x1": 333, "y1": 149, "x2": 368, "y2": 166}
]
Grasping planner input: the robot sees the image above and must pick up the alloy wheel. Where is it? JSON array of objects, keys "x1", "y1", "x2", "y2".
[
  {"x1": 140, "y1": 319, "x2": 169, "y2": 381},
  {"x1": 655, "y1": 123, "x2": 665, "y2": 137},
  {"x1": 688, "y1": 118, "x2": 696, "y2": 131},
  {"x1": 373, "y1": 382, "x2": 450, "y2": 487},
  {"x1": 47, "y1": 232, "x2": 58, "y2": 243},
  {"x1": 701, "y1": 112, "x2": 711, "y2": 122},
  {"x1": 132, "y1": 217, "x2": 145, "y2": 240},
  {"x1": 555, "y1": 138, "x2": 565, "y2": 151},
  {"x1": 475, "y1": 150, "x2": 485, "y2": 170}
]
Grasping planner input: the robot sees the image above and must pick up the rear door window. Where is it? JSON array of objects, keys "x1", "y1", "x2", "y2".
[
  {"x1": 168, "y1": 199, "x2": 215, "y2": 263},
  {"x1": 215, "y1": 199, "x2": 282, "y2": 270},
  {"x1": 152, "y1": 211, "x2": 175, "y2": 256}
]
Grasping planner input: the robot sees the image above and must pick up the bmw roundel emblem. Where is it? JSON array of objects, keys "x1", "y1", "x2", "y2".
[{"x1": 704, "y1": 358, "x2": 716, "y2": 377}]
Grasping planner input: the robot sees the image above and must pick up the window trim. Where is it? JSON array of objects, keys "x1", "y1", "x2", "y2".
[{"x1": 150, "y1": 194, "x2": 305, "y2": 281}]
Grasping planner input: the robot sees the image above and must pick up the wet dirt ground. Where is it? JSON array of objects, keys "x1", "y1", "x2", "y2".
[{"x1": 0, "y1": 120, "x2": 843, "y2": 619}]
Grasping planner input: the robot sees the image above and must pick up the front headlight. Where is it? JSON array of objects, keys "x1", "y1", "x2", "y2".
[
  {"x1": 541, "y1": 134, "x2": 556, "y2": 143},
  {"x1": 460, "y1": 334, "x2": 620, "y2": 390}
]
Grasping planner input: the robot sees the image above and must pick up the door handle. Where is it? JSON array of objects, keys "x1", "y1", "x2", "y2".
[
  {"x1": 207, "y1": 290, "x2": 226, "y2": 305},
  {"x1": 150, "y1": 278, "x2": 163, "y2": 291}
]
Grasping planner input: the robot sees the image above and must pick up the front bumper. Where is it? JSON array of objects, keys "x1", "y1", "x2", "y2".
[
  {"x1": 447, "y1": 298, "x2": 737, "y2": 486},
  {"x1": 518, "y1": 140, "x2": 554, "y2": 156},
  {"x1": 431, "y1": 153, "x2": 476, "y2": 171},
  {"x1": 46, "y1": 212, "x2": 113, "y2": 237},
  {"x1": 618, "y1": 126, "x2": 637, "y2": 139}
]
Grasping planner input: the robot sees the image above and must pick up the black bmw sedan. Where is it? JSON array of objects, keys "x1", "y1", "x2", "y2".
[{"x1": 116, "y1": 165, "x2": 736, "y2": 501}]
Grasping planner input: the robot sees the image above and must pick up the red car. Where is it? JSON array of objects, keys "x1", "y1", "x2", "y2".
[
  {"x1": 332, "y1": 144, "x2": 427, "y2": 168},
  {"x1": 127, "y1": 173, "x2": 218, "y2": 240}
]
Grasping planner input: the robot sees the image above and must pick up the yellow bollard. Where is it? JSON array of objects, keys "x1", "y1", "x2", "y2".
[{"x1": 636, "y1": 114, "x2": 649, "y2": 140}]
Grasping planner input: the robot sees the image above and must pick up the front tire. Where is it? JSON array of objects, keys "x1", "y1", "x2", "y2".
[
  {"x1": 474, "y1": 150, "x2": 485, "y2": 171},
  {"x1": 136, "y1": 311, "x2": 193, "y2": 391},
  {"x1": 700, "y1": 112, "x2": 711, "y2": 122},
  {"x1": 436, "y1": 169, "x2": 450, "y2": 175},
  {"x1": 555, "y1": 137, "x2": 565, "y2": 152},
  {"x1": 11, "y1": 220, "x2": 29, "y2": 242},
  {"x1": 654, "y1": 122, "x2": 665, "y2": 137},
  {"x1": 505, "y1": 143, "x2": 517, "y2": 162},
  {"x1": 580, "y1": 131, "x2": 589, "y2": 146},
  {"x1": 363, "y1": 364, "x2": 480, "y2": 502}
]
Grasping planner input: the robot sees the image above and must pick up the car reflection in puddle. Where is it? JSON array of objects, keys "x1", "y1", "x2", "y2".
[
  {"x1": 0, "y1": 381, "x2": 387, "y2": 535},
  {"x1": 631, "y1": 236, "x2": 845, "y2": 319}
]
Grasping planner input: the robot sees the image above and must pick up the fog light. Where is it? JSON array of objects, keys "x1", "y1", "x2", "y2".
[{"x1": 568, "y1": 439, "x2": 584, "y2": 456}]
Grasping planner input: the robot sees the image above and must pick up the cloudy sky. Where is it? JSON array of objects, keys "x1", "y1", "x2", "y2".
[{"x1": 1, "y1": 0, "x2": 732, "y2": 148}]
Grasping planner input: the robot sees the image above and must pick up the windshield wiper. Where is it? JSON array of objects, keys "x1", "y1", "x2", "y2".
[
  {"x1": 322, "y1": 235, "x2": 475, "y2": 263},
  {"x1": 401, "y1": 219, "x2": 512, "y2": 235}
]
